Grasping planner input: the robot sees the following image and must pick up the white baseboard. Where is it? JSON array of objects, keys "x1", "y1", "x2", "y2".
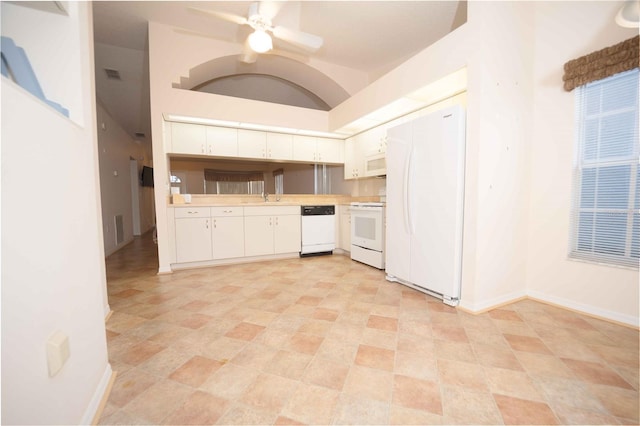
[
  {"x1": 527, "y1": 290, "x2": 639, "y2": 328},
  {"x1": 157, "y1": 266, "x2": 173, "y2": 274},
  {"x1": 458, "y1": 290, "x2": 527, "y2": 313},
  {"x1": 81, "y1": 363, "x2": 113, "y2": 425}
]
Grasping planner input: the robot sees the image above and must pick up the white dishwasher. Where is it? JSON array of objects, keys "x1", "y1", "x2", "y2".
[{"x1": 300, "y1": 205, "x2": 335, "y2": 257}]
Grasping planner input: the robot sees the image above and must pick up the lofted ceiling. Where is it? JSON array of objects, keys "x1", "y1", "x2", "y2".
[{"x1": 92, "y1": 1, "x2": 466, "y2": 143}]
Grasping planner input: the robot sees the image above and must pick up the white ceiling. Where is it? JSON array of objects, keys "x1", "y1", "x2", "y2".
[{"x1": 92, "y1": 1, "x2": 466, "y2": 142}]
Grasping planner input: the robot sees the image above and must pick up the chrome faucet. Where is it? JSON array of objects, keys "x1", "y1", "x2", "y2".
[{"x1": 262, "y1": 191, "x2": 269, "y2": 202}]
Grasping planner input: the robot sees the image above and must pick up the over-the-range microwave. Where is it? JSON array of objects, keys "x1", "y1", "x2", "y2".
[{"x1": 364, "y1": 152, "x2": 386, "y2": 177}]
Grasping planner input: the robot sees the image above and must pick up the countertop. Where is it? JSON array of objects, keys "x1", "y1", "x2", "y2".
[{"x1": 167, "y1": 194, "x2": 380, "y2": 207}]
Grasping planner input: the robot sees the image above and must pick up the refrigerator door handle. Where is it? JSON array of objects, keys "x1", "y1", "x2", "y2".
[
  {"x1": 402, "y1": 144, "x2": 411, "y2": 234},
  {"x1": 407, "y1": 144, "x2": 416, "y2": 234}
]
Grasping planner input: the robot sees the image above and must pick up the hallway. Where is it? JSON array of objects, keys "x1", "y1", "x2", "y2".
[{"x1": 98, "y1": 233, "x2": 639, "y2": 424}]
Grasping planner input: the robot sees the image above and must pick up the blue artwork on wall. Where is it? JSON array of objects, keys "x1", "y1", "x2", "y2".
[{"x1": 1, "y1": 36, "x2": 69, "y2": 117}]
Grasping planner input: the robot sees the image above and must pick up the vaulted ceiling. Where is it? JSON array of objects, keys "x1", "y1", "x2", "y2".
[{"x1": 92, "y1": 1, "x2": 467, "y2": 142}]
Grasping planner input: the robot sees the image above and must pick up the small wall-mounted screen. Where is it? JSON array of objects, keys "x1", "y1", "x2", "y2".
[{"x1": 141, "y1": 166, "x2": 154, "y2": 187}]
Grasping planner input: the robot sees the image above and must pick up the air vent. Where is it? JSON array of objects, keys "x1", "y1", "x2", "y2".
[
  {"x1": 104, "y1": 68, "x2": 121, "y2": 80},
  {"x1": 135, "y1": 132, "x2": 145, "y2": 138},
  {"x1": 115, "y1": 215, "x2": 124, "y2": 245}
]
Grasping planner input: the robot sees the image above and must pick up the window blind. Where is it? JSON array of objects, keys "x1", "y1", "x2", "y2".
[{"x1": 569, "y1": 68, "x2": 639, "y2": 268}]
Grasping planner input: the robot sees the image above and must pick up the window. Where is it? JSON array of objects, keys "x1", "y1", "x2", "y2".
[
  {"x1": 203, "y1": 169, "x2": 264, "y2": 195},
  {"x1": 273, "y1": 169, "x2": 284, "y2": 194},
  {"x1": 570, "y1": 69, "x2": 639, "y2": 268}
]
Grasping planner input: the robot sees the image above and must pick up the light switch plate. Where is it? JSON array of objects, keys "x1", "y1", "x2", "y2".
[{"x1": 47, "y1": 331, "x2": 70, "y2": 377}]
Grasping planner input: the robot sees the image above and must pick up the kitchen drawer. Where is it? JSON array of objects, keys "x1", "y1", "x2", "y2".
[
  {"x1": 243, "y1": 205, "x2": 300, "y2": 216},
  {"x1": 174, "y1": 207, "x2": 211, "y2": 218},
  {"x1": 210, "y1": 206, "x2": 244, "y2": 217}
]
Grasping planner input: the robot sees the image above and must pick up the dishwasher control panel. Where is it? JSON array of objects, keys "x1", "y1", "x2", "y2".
[{"x1": 301, "y1": 205, "x2": 335, "y2": 216}]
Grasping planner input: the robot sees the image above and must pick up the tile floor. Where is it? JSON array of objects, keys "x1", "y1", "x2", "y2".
[{"x1": 98, "y1": 233, "x2": 639, "y2": 425}]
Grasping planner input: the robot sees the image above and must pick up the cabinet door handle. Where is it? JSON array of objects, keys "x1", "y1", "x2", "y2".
[
  {"x1": 206, "y1": 219, "x2": 209, "y2": 229},
  {"x1": 223, "y1": 210, "x2": 232, "y2": 213},
  {"x1": 275, "y1": 217, "x2": 278, "y2": 226},
  {"x1": 213, "y1": 219, "x2": 216, "y2": 228},
  {"x1": 201, "y1": 144, "x2": 205, "y2": 154}
]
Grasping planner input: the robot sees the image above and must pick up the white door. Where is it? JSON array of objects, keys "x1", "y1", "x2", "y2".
[
  {"x1": 130, "y1": 159, "x2": 141, "y2": 236},
  {"x1": 385, "y1": 120, "x2": 413, "y2": 281},
  {"x1": 410, "y1": 106, "x2": 465, "y2": 299}
]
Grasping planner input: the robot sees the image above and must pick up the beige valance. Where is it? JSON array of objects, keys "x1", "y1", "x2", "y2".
[
  {"x1": 204, "y1": 169, "x2": 264, "y2": 182},
  {"x1": 563, "y1": 35, "x2": 639, "y2": 91}
]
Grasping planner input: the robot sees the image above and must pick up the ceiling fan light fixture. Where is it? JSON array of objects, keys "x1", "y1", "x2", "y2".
[{"x1": 248, "y1": 29, "x2": 272, "y2": 53}]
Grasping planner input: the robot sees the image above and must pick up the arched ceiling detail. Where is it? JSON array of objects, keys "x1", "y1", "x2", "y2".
[
  {"x1": 174, "y1": 54, "x2": 350, "y2": 109},
  {"x1": 194, "y1": 74, "x2": 331, "y2": 111}
]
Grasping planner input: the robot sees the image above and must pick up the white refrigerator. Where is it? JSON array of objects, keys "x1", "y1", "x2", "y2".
[{"x1": 385, "y1": 104, "x2": 466, "y2": 306}]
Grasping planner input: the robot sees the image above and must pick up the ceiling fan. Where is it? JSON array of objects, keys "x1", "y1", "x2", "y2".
[{"x1": 189, "y1": 2, "x2": 324, "y2": 63}]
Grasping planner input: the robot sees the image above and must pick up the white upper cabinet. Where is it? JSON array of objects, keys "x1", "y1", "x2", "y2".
[
  {"x1": 170, "y1": 122, "x2": 238, "y2": 157},
  {"x1": 171, "y1": 122, "x2": 207, "y2": 155},
  {"x1": 238, "y1": 129, "x2": 267, "y2": 159},
  {"x1": 292, "y1": 135, "x2": 317, "y2": 162},
  {"x1": 237, "y1": 130, "x2": 294, "y2": 160},
  {"x1": 167, "y1": 121, "x2": 342, "y2": 164},
  {"x1": 206, "y1": 126, "x2": 238, "y2": 157},
  {"x1": 317, "y1": 137, "x2": 343, "y2": 163},
  {"x1": 293, "y1": 135, "x2": 343, "y2": 163},
  {"x1": 344, "y1": 135, "x2": 365, "y2": 179},
  {"x1": 266, "y1": 133, "x2": 293, "y2": 160},
  {"x1": 362, "y1": 125, "x2": 388, "y2": 154}
]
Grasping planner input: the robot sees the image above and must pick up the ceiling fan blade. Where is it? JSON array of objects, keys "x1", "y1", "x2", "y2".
[
  {"x1": 188, "y1": 6, "x2": 248, "y2": 26},
  {"x1": 258, "y1": 1, "x2": 285, "y2": 21},
  {"x1": 272, "y1": 26, "x2": 323, "y2": 52},
  {"x1": 239, "y1": 39, "x2": 258, "y2": 64}
]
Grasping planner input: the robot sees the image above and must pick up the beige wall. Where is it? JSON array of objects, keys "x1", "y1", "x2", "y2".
[
  {"x1": 1, "y1": 3, "x2": 111, "y2": 423},
  {"x1": 97, "y1": 102, "x2": 154, "y2": 256},
  {"x1": 526, "y1": 1, "x2": 638, "y2": 324},
  {"x1": 459, "y1": 1, "x2": 535, "y2": 311}
]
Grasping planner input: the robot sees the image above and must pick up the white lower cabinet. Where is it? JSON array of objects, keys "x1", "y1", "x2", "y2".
[
  {"x1": 339, "y1": 206, "x2": 351, "y2": 251},
  {"x1": 244, "y1": 206, "x2": 301, "y2": 257},
  {"x1": 175, "y1": 216, "x2": 212, "y2": 263},
  {"x1": 211, "y1": 206, "x2": 245, "y2": 259},
  {"x1": 212, "y1": 216, "x2": 244, "y2": 259},
  {"x1": 173, "y1": 205, "x2": 301, "y2": 265},
  {"x1": 244, "y1": 216, "x2": 275, "y2": 257},
  {"x1": 274, "y1": 214, "x2": 302, "y2": 253}
]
